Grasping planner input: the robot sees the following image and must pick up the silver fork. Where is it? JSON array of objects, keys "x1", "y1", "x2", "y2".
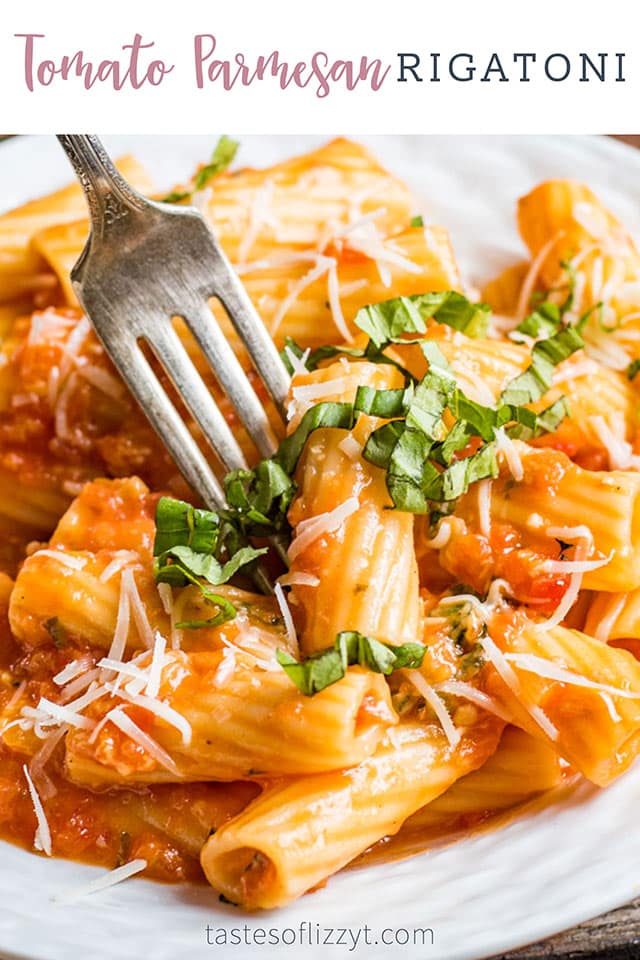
[{"x1": 56, "y1": 134, "x2": 290, "y2": 511}]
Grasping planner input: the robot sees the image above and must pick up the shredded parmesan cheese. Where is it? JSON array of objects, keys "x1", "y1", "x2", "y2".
[
  {"x1": 504, "y1": 653, "x2": 640, "y2": 701},
  {"x1": 283, "y1": 345, "x2": 311, "y2": 377},
  {"x1": 121, "y1": 567, "x2": 155, "y2": 649},
  {"x1": 403, "y1": 670, "x2": 460, "y2": 747},
  {"x1": 277, "y1": 571, "x2": 320, "y2": 588},
  {"x1": 327, "y1": 264, "x2": 354, "y2": 342},
  {"x1": 53, "y1": 659, "x2": 92, "y2": 687},
  {"x1": 23, "y1": 764, "x2": 52, "y2": 856},
  {"x1": 479, "y1": 633, "x2": 559, "y2": 741},
  {"x1": 34, "y1": 694, "x2": 99, "y2": 732},
  {"x1": 516, "y1": 231, "x2": 565, "y2": 321},
  {"x1": 288, "y1": 496, "x2": 360, "y2": 562},
  {"x1": 269, "y1": 254, "x2": 335, "y2": 336},
  {"x1": 542, "y1": 526, "x2": 595, "y2": 629},
  {"x1": 29, "y1": 724, "x2": 70, "y2": 800},
  {"x1": 52, "y1": 859, "x2": 148, "y2": 903},
  {"x1": 102, "y1": 578, "x2": 131, "y2": 675},
  {"x1": 103, "y1": 683, "x2": 191, "y2": 746},
  {"x1": 34, "y1": 550, "x2": 87, "y2": 571},
  {"x1": 291, "y1": 376, "x2": 354, "y2": 404},
  {"x1": 99, "y1": 551, "x2": 140, "y2": 584},
  {"x1": 273, "y1": 583, "x2": 299, "y2": 657},
  {"x1": 337, "y1": 433, "x2": 362, "y2": 460},
  {"x1": 477, "y1": 479, "x2": 492, "y2": 538},
  {"x1": 435, "y1": 680, "x2": 513, "y2": 722},
  {"x1": 145, "y1": 632, "x2": 167, "y2": 700},
  {"x1": 495, "y1": 428, "x2": 524, "y2": 482},
  {"x1": 422, "y1": 518, "x2": 453, "y2": 550},
  {"x1": 587, "y1": 414, "x2": 640, "y2": 470},
  {"x1": 106, "y1": 708, "x2": 182, "y2": 776}
]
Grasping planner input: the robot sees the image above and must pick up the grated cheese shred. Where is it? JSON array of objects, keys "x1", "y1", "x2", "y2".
[{"x1": 23, "y1": 764, "x2": 52, "y2": 856}]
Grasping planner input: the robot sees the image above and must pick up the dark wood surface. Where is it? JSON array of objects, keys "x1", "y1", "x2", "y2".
[
  {"x1": 0, "y1": 132, "x2": 639, "y2": 960},
  {"x1": 496, "y1": 899, "x2": 640, "y2": 959}
]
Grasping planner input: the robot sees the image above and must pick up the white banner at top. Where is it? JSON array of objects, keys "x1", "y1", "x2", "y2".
[{"x1": 0, "y1": 0, "x2": 636, "y2": 133}]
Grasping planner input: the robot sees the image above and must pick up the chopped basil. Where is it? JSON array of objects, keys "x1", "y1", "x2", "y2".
[
  {"x1": 161, "y1": 136, "x2": 239, "y2": 203},
  {"x1": 277, "y1": 630, "x2": 426, "y2": 696},
  {"x1": 275, "y1": 401, "x2": 353, "y2": 475},
  {"x1": 500, "y1": 327, "x2": 583, "y2": 405},
  {"x1": 193, "y1": 136, "x2": 239, "y2": 190},
  {"x1": 410, "y1": 215, "x2": 425, "y2": 227},
  {"x1": 153, "y1": 497, "x2": 220, "y2": 557},
  {"x1": 44, "y1": 616, "x2": 67, "y2": 648},
  {"x1": 512, "y1": 301, "x2": 563, "y2": 341},
  {"x1": 507, "y1": 396, "x2": 570, "y2": 441},
  {"x1": 154, "y1": 285, "x2": 576, "y2": 611},
  {"x1": 354, "y1": 291, "x2": 491, "y2": 346},
  {"x1": 353, "y1": 384, "x2": 412, "y2": 419},
  {"x1": 456, "y1": 643, "x2": 486, "y2": 680},
  {"x1": 627, "y1": 358, "x2": 640, "y2": 381},
  {"x1": 224, "y1": 460, "x2": 294, "y2": 537},
  {"x1": 279, "y1": 337, "x2": 308, "y2": 375},
  {"x1": 153, "y1": 497, "x2": 266, "y2": 629}
]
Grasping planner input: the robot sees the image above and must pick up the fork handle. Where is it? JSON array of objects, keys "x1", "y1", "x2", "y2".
[{"x1": 57, "y1": 134, "x2": 146, "y2": 232}]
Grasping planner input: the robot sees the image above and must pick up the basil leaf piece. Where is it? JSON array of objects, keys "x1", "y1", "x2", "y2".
[
  {"x1": 627, "y1": 358, "x2": 640, "y2": 381},
  {"x1": 157, "y1": 544, "x2": 267, "y2": 588},
  {"x1": 224, "y1": 460, "x2": 294, "y2": 535},
  {"x1": 153, "y1": 497, "x2": 220, "y2": 558},
  {"x1": 160, "y1": 189, "x2": 191, "y2": 204},
  {"x1": 436, "y1": 419, "x2": 474, "y2": 466},
  {"x1": 422, "y1": 441, "x2": 498, "y2": 503},
  {"x1": 387, "y1": 429, "x2": 435, "y2": 514},
  {"x1": 354, "y1": 385, "x2": 411, "y2": 418},
  {"x1": 363, "y1": 421, "x2": 407, "y2": 470},
  {"x1": 277, "y1": 631, "x2": 426, "y2": 696},
  {"x1": 275, "y1": 402, "x2": 354, "y2": 475},
  {"x1": 500, "y1": 327, "x2": 583, "y2": 405},
  {"x1": 276, "y1": 648, "x2": 344, "y2": 696},
  {"x1": 354, "y1": 291, "x2": 491, "y2": 346},
  {"x1": 193, "y1": 135, "x2": 239, "y2": 191},
  {"x1": 513, "y1": 301, "x2": 562, "y2": 341},
  {"x1": 161, "y1": 136, "x2": 239, "y2": 203},
  {"x1": 175, "y1": 589, "x2": 238, "y2": 630},
  {"x1": 507, "y1": 397, "x2": 569, "y2": 440},
  {"x1": 410, "y1": 215, "x2": 425, "y2": 227},
  {"x1": 279, "y1": 337, "x2": 308, "y2": 375}
]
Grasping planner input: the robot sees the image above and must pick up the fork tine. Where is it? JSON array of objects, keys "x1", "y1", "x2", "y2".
[
  {"x1": 95, "y1": 327, "x2": 227, "y2": 510},
  {"x1": 146, "y1": 321, "x2": 249, "y2": 473},
  {"x1": 180, "y1": 302, "x2": 279, "y2": 459},
  {"x1": 206, "y1": 240, "x2": 291, "y2": 418}
]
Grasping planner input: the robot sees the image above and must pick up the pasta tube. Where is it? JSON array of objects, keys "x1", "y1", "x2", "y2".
[
  {"x1": 200, "y1": 715, "x2": 502, "y2": 909},
  {"x1": 401, "y1": 726, "x2": 564, "y2": 839},
  {"x1": 475, "y1": 445, "x2": 640, "y2": 592},
  {"x1": 65, "y1": 657, "x2": 397, "y2": 786},
  {"x1": 484, "y1": 610, "x2": 640, "y2": 786}
]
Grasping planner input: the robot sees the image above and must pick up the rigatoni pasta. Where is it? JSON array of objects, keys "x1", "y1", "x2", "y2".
[{"x1": 1, "y1": 136, "x2": 640, "y2": 910}]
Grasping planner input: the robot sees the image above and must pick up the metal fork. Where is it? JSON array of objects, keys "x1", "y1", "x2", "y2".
[{"x1": 56, "y1": 134, "x2": 290, "y2": 511}]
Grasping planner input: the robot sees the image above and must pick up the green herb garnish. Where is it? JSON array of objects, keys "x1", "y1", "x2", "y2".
[
  {"x1": 627, "y1": 358, "x2": 640, "y2": 381},
  {"x1": 153, "y1": 497, "x2": 266, "y2": 629},
  {"x1": 44, "y1": 617, "x2": 67, "y2": 648},
  {"x1": 277, "y1": 630, "x2": 426, "y2": 696},
  {"x1": 161, "y1": 136, "x2": 239, "y2": 203}
]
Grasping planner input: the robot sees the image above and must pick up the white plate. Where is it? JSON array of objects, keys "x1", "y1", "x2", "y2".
[{"x1": 1, "y1": 135, "x2": 640, "y2": 960}]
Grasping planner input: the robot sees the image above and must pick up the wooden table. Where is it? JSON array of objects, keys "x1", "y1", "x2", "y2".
[{"x1": 496, "y1": 899, "x2": 640, "y2": 959}]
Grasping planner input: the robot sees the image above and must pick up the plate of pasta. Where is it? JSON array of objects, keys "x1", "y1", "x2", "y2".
[{"x1": 2, "y1": 133, "x2": 640, "y2": 960}]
